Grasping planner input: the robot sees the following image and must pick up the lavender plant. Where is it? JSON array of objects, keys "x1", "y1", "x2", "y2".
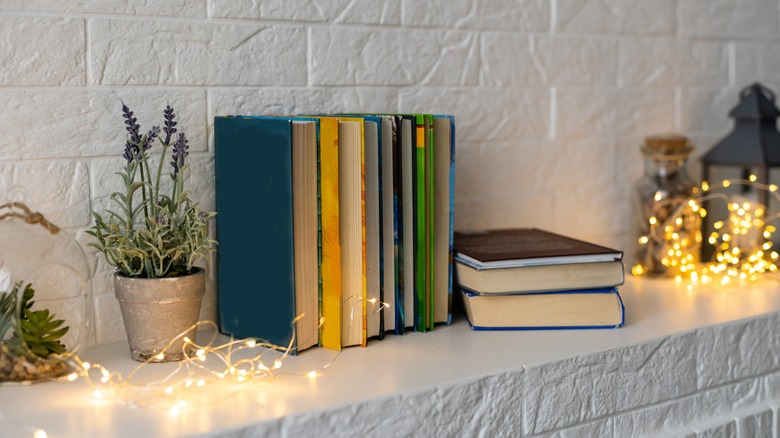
[{"x1": 88, "y1": 104, "x2": 216, "y2": 278}]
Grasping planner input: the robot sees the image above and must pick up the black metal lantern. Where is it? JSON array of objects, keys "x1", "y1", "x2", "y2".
[
  {"x1": 702, "y1": 82, "x2": 780, "y2": 208},
  {"x1": 701, "y1": 82, "x2": 780, "y2": 258}
]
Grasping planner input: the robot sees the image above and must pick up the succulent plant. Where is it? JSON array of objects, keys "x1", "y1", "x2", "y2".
[
  {"x1": 17, "y1": 284, "x2": 68, "y2": 357},
  {"x1": 1, "y1": 282, "x2": 69, "y2": 359},
  {"x1": 0, "y1": 289, "x2": 14, "y2": 342}
]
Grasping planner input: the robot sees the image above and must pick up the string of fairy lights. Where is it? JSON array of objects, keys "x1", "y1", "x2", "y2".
[
  {"x1": 632, "y1": 175, "x2": 780, "y2": 289},
  {"x1": 17, "y1": 296, "x2": 390, "y2": 424}
]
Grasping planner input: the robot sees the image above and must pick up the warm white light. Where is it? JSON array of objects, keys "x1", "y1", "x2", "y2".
[
  {"x1": 67, "y1": 373, "x2": 78, "y2": 382},
  {"x1": 33, "y1": 429, "x2": 47, "y2": 438},
  {"x1": 155, "y1": 353, "x2": 165, "y2": 361},
  {"x1": 93, "y1": 390, "x2": 104, "y2": 399},
  {"x1": 308, "y1": 371, "x2": 317, "y2": 379},
  {"x1": 165, "y1": 387, "x2": 173, "y2": 395},
  {"x1": 245, "y1": 339, "x2": 256, "y2": 348}
]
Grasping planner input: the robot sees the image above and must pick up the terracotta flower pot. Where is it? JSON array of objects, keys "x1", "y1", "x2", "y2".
[{"x1": 113, "y1": 268, "x2": 205, "y2": 362}]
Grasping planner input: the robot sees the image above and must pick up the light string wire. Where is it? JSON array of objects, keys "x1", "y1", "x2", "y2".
[
  {"x1": 45, "y1": 296, "x2": 390, "y2": 416},
  {"x1": 632, "y1": 175, "x2": 780, "y2": 288}
]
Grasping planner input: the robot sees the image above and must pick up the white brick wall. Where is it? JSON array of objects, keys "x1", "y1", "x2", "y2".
[{"x1": 1, "y1": 6, "x2": 779, "y2": 430}]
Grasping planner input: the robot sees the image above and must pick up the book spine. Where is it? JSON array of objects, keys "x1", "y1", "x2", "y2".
[
  {"x1": 394, "y1": 116, "x2": 405, "y2": 335},
  {"x1": 425, "y1": 114, "x2": 434, "y2": 332},
  {"x1": 319, "y1": 118, "x2": 342, "y2": 351},
  {"x1": 414, "y1": 116, "x2": 425, "y2": 331},
  {"x1": 447, "y1": 116, "x2": 456, "y2": 325},
  {"x1": 377, "y1": 119, "x2": 385, "y2": 339}
]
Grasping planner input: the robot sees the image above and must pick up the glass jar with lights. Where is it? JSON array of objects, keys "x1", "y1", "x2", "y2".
[{"x1": 632, "y1": 134, "x2": 701, "y2": 277}]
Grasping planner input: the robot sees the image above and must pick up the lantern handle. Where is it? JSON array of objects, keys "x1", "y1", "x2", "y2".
[
  {"x1": 741, "y1": 83, "x2": 775, "y2": 102},
  {"x1": 0, "y1": 202, "x2": 60, "y2": 234}
]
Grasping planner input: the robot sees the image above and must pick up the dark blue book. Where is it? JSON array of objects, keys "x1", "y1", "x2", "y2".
[
  {"x1": 214, "y1": 116, "x2": 319, "y2": 354},
  {"x1": 460, "y1": 287, "x2": 625, "y2": 330}
]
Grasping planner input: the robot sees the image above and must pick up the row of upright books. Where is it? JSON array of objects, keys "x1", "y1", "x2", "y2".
[
  {"x1": 454, "y1": 228, "x2": 626, "y2": 330},
  {"x1": 214, "y1": 114, "x2": 456, "y2": 353}
]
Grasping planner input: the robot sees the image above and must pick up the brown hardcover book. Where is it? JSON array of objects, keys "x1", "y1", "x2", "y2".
[{"x1": 454, "y1": 229, "x2": 624, "y2": 294}]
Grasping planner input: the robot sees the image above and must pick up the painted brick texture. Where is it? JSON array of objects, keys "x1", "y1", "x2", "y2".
[{"x1": 0, "y1": 1, "x2": 779, "y2": 434}]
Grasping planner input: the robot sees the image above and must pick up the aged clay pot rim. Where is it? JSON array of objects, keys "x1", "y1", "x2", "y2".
[
  {"x1": 113, "y1": 267, "x2": 206, "y2": 304},
  {"x1": 113, "y1": 267, "x2": 205, "y2": 283}
]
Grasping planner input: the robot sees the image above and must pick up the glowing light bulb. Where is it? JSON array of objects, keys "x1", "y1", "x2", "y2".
[
  {"x1": 245, "y1": 339, "x2": 256, "y2": 348},
  {"x1": 638, "y1": 236, "x2": 649, "y2": 244},
  {"x1": 722, "y1": 180, "x2": 731, "y2": 188},
  {"x1": 67, "y1": 373, "x2": 78, "y2": 382},
  {"x1": 82, "y1": 362, "x2": 91, "y2": 370},
  {"x1": 33, "y1": 429, "x2": 47, "y2": 438},
  {"x1": 93, "y1": 390, "x2": 104, "y2": 399},
  {"x1": 749, "y1": 174, "x2": 758, "y2": 182},
  {"x1": 155, "y1": 353, "x2": 165, "y2": 361},
  {"x1": 273, "y1": 359, "x2": 282, "y2": 370},
  {"x1": 308, "y1": 371, "x2": 317, "y2": 378},
  {"x1": 702, "y1": 181, "x2": 710, "y2": 191},
  {"x1": 165, "y1": 387, "x2": 173, "y2": 395}
]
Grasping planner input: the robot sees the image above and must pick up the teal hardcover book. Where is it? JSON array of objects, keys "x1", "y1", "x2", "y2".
[{"x1": 215, "y1": 116, "x2": 319, "y2": 354}]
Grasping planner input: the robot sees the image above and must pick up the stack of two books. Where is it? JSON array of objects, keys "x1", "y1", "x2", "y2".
[{"x1": 454, "y1": 229, "x2": 625, "y2": 330}]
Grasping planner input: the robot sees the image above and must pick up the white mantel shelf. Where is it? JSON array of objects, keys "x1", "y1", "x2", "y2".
[{"x1": 1, "y1": 276, "x2": 780, "y2": 437}]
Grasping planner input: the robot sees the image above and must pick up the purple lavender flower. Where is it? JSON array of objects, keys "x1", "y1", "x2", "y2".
[
  {"x1": 122, "y1": 103, "x2": 143, "y2": 163},
  {"x1": 140, "y1": 126, "x2": 160, "y2": 151},
  {"x1": 163, "y1": 105, "x2": 177, "y2": 145},
  {"x1": 171, "y1": 132, "x2": 189, "y2": 176}
]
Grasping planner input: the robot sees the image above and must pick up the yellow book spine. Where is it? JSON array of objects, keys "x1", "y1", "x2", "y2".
[{"x1": 319, "y1": 118, "x2": 342, "y2": 351}]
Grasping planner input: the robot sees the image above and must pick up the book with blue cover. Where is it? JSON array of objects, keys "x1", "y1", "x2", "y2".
[
  {"x1": 460, "y1": 287, "x2": 625, "y2": 330},
  {"x1": 433, "y1": 115, "x2": 455, "y2": 326},
  {"x1": 214, "y1": 115, "x2": 319, "y2": 354}
]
